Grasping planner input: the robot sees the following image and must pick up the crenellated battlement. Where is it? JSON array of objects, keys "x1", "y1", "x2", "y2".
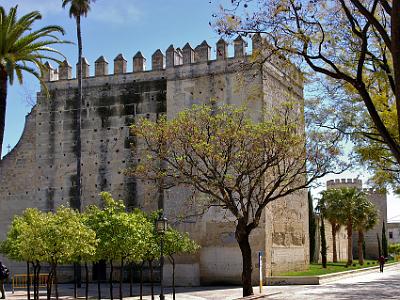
[
  {"x1": 42, "y1": 35, "x2": 303, "y2": 88},
  {"x1": 326, "y1": 178, "x2": 363, "y2": 189}
]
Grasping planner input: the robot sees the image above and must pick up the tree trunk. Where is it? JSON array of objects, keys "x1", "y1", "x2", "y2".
[
  {"x1": 140, "y1": 261, "x2": 144, "y2": 300},
  {"x1": 27, "y1": 261, "x2": 31, "y2": 300},
  {"x1": 392, "y1": 0, "x2": 400, "y2": 141},
  {"x1": 73, "y1": 263, "x2": 78, "y2": 299},
  {"x1": 149, "y1": 260, "x2": 154, "y2": 300},
  {"x1": 85, "y1": 262, "x2": 89, "y2": 300},
  {"x1": 358, "y1": 230, "x2": 365, "y2": 265},
  {"x1": 119, "y1": 259, "x2": 124, "y2": 300},
  {"x1": 31, "y1": 262, "x2": 37, "y2": 300},
  {"x1": 74, "y1": 14, "x2": 83, "y2": 290},
  {"x1": 332, "y1": 223, "x2": 338, "y2": 263},
  {"x1": 0, "y1": 67, "x2": 7, "y2": 159},
  {"x1": 97, "y1": 266, "x2": 102, "y2": 300},
  {"x1": 54, "y1": 264, "x2": 59, "y2": 300},
  {"x1": 32, "y1": 261, "x2": 40, "y2": 300},
  {"x1": 170, "y1": 256, "x2": 176, "y2": 300},
  {"x1": 46, "y1": 265, "x2": 54, "y2": 300},
  {"x1": 320, "y1": 218, "x2": 327, "y2": 268},
  {"x1": 110, "y1": 260, "x2": 114, "y2": 300},
  {"x1": 129, "y1": 262, "x2": 133, "y2": 297},
  {"x1": 75, "y1": 9, "x2": 83, "y2": 213},
  {"x1": 235, "y1": 220, "x2": 254, "y2": 297},
  {"x1": 346, "y1": 222, "x2": 353, "y2": 266}
]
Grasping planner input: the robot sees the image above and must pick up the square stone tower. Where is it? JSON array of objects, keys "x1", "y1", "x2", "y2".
[{"x1": 0, "y1": 36, "x2": 307, "y2": 284}]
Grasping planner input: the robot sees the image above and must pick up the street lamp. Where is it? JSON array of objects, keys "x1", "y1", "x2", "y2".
[{"x1": 156, "y1": 214, "x2": 168, "y2": 300}]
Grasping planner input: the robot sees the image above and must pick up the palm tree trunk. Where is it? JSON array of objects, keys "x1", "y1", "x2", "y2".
[
  {"x1": 76, "y1": 13, "x2": 83, "y2": 212},
  {"x1": 346, "y1": 222, "x2": 353, "y2": 266},
  {"x1": 0, "y1": 67, "x2": 8, "y2": 159},
  {"x1": 332, "y1": 223, "x2": 338, "y2": 263},
  {"x1": 75, "y1": 11, "x2": 83, "y2": 292},
  {"x1": 358, "y1": 230, "x2": 365, "y2": 265}
]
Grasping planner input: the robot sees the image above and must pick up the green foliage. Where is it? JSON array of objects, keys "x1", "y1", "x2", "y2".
[
  {"x1": 62, "y1": 0, "x2": 96, "y2": 18},
  {"x1": 320, "y1": 187, "x2": 377, "y2": 265},
  {"x1": 382, "y1": 221, "x2": 388, "y2": 257},
  {"x1": 164, "y1": 228, "x2": 200, "y2": 258},
  {"x1": 0, "y1": 6, "x2": 67, "y2": 86},
  {"x1": 308, "y1": 191, "x2": 316, "y2": 263},
  {"x1": 0, "y1": 207, "x2": 96, "y2": 266},
  {"x1": 388, "y1": 243, "x2": 400, "y2": 255},
  {"x1": 85, "y1": 192, "x2": 153, "y2": 264}
]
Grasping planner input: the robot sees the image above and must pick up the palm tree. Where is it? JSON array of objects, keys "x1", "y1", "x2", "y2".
[
  {"x1": 320, "y1": 189, "x2": 344, "y2": 263},
  {"x1": 62, "y1": 0, "x2": 95, "y2": 212},
  {"x1": 338, "y1": 187, "x2": 369, "y2": 266},
  {"x1": 62, "y1": 1, "x2": 95, "y2": 296},
  {"x1": 354, "y1": 200, "x2": 378, "y2": 265},
  {"x1": 0, "y1": 6, "x2": 66, "y2": 158}
]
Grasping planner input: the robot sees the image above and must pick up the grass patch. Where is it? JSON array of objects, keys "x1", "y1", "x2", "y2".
[{"x1": 278, "y1": 260, "x2": 385, "y2": 276}]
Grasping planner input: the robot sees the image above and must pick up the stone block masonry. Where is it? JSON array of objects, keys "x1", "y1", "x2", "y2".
[{"x1": 0, "y1": 36, "x2": 306, "y2": 285}]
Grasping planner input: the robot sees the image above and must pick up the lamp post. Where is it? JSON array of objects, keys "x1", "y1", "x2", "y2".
[{"x1": 156, "y1": 214, "x2": 168, "y2": 300}]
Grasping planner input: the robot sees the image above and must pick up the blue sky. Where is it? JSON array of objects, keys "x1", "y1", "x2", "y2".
[{"x1": 2, "y1": 0, "x2": 399, "y2": 220}]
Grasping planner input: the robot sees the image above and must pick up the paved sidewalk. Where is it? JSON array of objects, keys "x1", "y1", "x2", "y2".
[
  {"x1": 261, "y1": 263, "x2": 400, "y2": 300},
  {"x1": 3, "y1": 283, "x2": 272, "y2": 300},
  {"x1": 4, "y1": 264, "x2": 399, "y2": 299}
]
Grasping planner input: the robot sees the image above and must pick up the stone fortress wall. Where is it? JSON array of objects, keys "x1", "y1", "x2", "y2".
[
  {"x1": 326, "y1": 179, "x2": 387, "y2": 259},
  {"x1": 0, "y1": 34, "x2": 307, "y2": 284}
]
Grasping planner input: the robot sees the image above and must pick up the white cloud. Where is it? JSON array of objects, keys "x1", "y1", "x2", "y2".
[{"x1": 4, "y1": 0, "x2": 143, "y2": 25}]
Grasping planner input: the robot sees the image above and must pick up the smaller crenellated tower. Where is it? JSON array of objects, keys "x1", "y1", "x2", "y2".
[{"x1": 326, "y1": 178, "x2": 387, "y2": 259}]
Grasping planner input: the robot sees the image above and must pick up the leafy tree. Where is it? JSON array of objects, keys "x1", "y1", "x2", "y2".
[
  {"x1": 319, "y1": 214, "x2": 327, "y2": 268},
  {"x1": 115, "y1": 210, "x2": 152, "y2": 300},
  {"x1": 164, "y1": 228, "x2": 200, "y2": 300},
  {"x1": 2, "y1": 208, "x2": 96, "y2": 300},
  {"x1": 85, "y1": 192, "x2": 126, "y2": 300},
  {"x1": 1, "y1": 209, "x2": 48, "y2": 300},
  {"x1": 216, "y1": 0, "x2": 400, "y2": 192},
  {"x1": 353, "y1": 199, "x2": 378, "y2": 265},
  {"x1": 130, "y1": 104, "x2": 341, "y2": 296},
  {"x1": 40, "y1": 207, "x2": 97, "y2": 300},
  {"x1": 319, "y1": 189, "x2": 344, "y2": 263},
  {"x1": 377, "y1": 233, "x2": 382, "y2": 257},
  {"x1": 0, "y1": 5, "x2": 66, "y2": 157},
  {"x1": 308, "y1": 191, "x2": 316, "y2": 262},
  {"x1": 382, "y1": 220, "x2": 388, "y2": 257}
]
